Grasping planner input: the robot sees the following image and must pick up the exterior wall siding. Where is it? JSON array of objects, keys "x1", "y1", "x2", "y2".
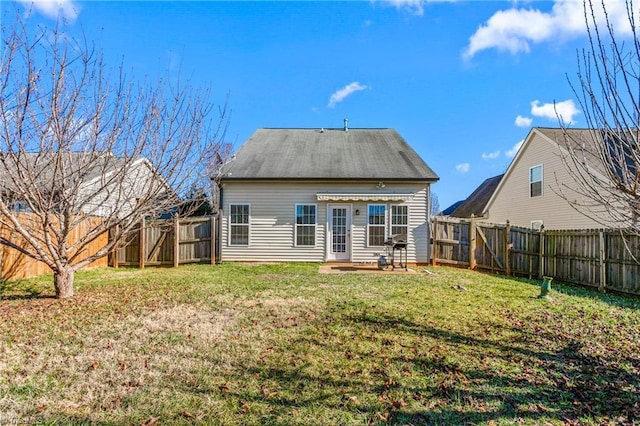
[
  {"x1": 220, "y1": 181, "x2": 430, "y2": 263},
  {"x1": 486, "y1": 132, "x2": 605, "y2": 229}
]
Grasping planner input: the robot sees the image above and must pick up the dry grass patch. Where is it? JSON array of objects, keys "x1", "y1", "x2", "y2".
[
  {"x1": 1, "y1": 264, "x2": 325, "y2": 425},
  {"x1": 1, "y1": 302, "x2": 240, "y2": 423}
]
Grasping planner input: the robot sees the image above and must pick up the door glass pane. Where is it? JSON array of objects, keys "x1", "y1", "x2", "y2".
[{"x1": 332, "y1": 208, "x2": 347, "y2": 253}]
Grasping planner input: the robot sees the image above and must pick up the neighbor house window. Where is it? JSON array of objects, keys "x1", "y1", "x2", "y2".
[
  {"x1": 391, "y1": 205, "x2": 408, "y2": 237},
  {"x1": 368, "y1": 204, "x2": 386, "y2": 246},
  {"x1": 530, "y1": 165, "x2": 543, "y2": 197},
  {"x1": 229, "y1": 203, "x2": 250, "y2": 245},
  {"x1": 295, "y1": 204, "x2": 316, "y2": 246}
]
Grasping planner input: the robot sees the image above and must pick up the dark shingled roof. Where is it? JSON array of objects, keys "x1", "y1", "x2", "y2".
[
  {"x1": 450, "y1": 174, "x2": 504, "y2": 218},
  {"x1": 534, "y1": 127, "x2": 604, "y2": 171},
  {"x1": 220, "y1": 128, "x2": 439, "y2": 181},
  {"x1": 440, "y1": 200, "x2": 465, "y2": 216}
]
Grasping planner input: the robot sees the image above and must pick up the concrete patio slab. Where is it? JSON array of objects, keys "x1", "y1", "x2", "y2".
[{"x1": 318, "y1": 263, "x2": 418, "y2": 274}]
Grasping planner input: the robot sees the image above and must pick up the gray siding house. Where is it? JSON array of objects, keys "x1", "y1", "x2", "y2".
[
  {"x1": 217, "y1": 126, "x2": 439, "y2": 264},
  {"x1": 1, "y1": 153, "x2": 170, "y2": 219},
  {"x1": 483, "y1": 127, "x2": 615, "y2": 229}
]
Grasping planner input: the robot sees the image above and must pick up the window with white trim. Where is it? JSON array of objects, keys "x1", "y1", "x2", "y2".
[
  {"x1": 295, "y1": 204, "x2": 316, "y2": 246},
  {"x1": 530, "y1": 165, "x2": 543, "y2": 197},
  {"x1": 229, "y1": 203, "x2": 250, "y2": 246},
  {"x1": 391, "y1": 204, "x2": 408, "y2": 237},
  {"x1": 368, "y1": 204, "x2": 386, "y2": 246}
]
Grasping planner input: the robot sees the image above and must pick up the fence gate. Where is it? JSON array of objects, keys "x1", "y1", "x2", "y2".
[
  {"x1": 114, "y1": 215, "x2": 216, "y2": 268},
  {"x1": 143, "y1": 220, "x2": 174, "y2": 266},
  {"x1": 430, "y1": 218, "x2": 470, "y2": 267},
  {"x1": 473, "y1": 222, "x2": 508, "y2": 273},
  {"x1": 431, "y1": 217, "x2": 540, "y2": 277}
]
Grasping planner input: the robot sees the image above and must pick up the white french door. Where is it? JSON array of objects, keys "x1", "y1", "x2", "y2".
[{"x1": 327, "y1": 205, "x2": 351, "y2": 261}]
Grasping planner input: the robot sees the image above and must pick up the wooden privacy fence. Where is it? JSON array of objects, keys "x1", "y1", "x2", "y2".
[
  {"x1": 0, "y1": 214, "x2": 108, "y2": 281},
  {"x1": 431, "y1": 216, "x2": 640, "y2": 297},
  {"x1": 113, "y1": 215, "x2": 217, "y2": 268}
]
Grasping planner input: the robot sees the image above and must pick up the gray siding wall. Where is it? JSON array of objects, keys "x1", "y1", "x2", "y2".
[
  {"x1": 220, "y1": 181, "x2": 430, "y2": 263},
  {"x1": 486, "y1": 132, "x2": 605, "y2": 229},
  {"x1": 78, "y1": 159, "x2": 158, "y2": 218}
]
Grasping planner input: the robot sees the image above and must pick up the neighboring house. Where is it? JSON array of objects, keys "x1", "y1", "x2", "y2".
[
  {"x1": 217, "y1": 125, "x2": 439, "y2": 264},
  {"x1": 481, "y1": 127, "x2": 616, "y2": 229},
  {"x1": 0, "y1": 152, "x2": 172, "y2": 219},
  {"x1": 450, "y1": 174, "x2": 503, "y2": 219},
  {"x1": 439, "y1": 200, "x2": 464, "y2": 216}
]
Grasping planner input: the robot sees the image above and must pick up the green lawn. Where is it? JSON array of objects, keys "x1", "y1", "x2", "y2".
[{"x1": 1, "y1": 264, "x2": 639, "y2": 425}]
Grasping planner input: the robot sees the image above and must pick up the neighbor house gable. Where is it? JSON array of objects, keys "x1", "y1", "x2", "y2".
[{"x1": 483, "y1": 127, "x2": 613, "y2": 229}]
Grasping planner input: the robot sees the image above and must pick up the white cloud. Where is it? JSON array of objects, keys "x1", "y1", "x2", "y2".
[
  {"x1": 531, "y1": 99, "x2": 580, "y2": 125},
  {"x1": 481, "y1": 150, "x2": 500, "y2": 160},
  {"x1": 515, "y1": 115, "x2": 532, "y2": 127},
  {"x1": 506, "y1": 140, "x2": 524, "y2": 158},
  {"x1": 456, "y1": 163, "x2": 470, "y2": 173},
  {"x1": 382, "y1": 0, "x2": 425, "y2": 16},
  {"x1": 463, "y1": 0, "x2": 634, "y2": 59},
  {"x1": 327, "y1": 82, "x2": 368, "y2": 108},
  {"x1": 18, "y1": 0, "x2": 79, "y2": 22}
]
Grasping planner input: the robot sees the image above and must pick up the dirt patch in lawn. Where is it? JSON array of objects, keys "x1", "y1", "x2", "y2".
[{"x1": 139, "y1": 304, "x2": 235, "y2": 342}]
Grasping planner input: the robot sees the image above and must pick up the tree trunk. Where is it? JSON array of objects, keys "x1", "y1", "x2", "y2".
[{"x1": 54, "y1": 266, "x2": 75, "y2": 299}]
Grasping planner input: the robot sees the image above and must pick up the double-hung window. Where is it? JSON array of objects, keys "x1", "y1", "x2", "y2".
[
  {"x1": 368, "y1": 204, "x2": 386, "y2": 246},
  {"x1": 295, "y1": 204, "x2": 316, "y2": 246},
  {"x1": 368, "y1": 204, "x2": 410, "y2": 246},
  {"x1": 229, "y1": 203, "x2": 250, "y2": 246},
  {"x1": 530, "y1": 165, "x2": 543, "y2": 197},
  {"x1": 391, "y1": 205, "x2": 408, "y2": 238}
]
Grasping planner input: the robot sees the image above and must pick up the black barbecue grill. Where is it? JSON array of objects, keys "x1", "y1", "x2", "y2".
[{"x1": 382, "y1": 234, "x2": 408, "y2": 270}]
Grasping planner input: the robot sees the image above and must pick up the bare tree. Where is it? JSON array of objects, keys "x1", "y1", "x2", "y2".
[
  {"x1": 0, "y1": 14, "x2": 228, "y2": 297},
  {"x1": 430, "y1": 191, "x2": 440, "y2": 216},
  {"x1": 559, "y1": 0, "x2": 640, "y2": 228}
]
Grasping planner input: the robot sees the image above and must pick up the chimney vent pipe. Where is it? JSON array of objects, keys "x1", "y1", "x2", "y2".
[{"x1": 344, "y1": 118, "x2": 349, "y2": 132}]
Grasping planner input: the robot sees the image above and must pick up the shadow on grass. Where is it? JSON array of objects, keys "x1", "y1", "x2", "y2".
[
  {"x1": 213, "y1": 311, "x2": 639, "y2": 424},
  {"x1": 352, "y1": 313, "x2": 640, "y2": 424},
  {"x1": 0, "y1": 279, "x2": 53, "y2": 300}
]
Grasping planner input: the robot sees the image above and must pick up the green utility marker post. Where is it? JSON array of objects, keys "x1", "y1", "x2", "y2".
[{"x1": 538, "y1": 276, "x2": 553, "y2": 299}]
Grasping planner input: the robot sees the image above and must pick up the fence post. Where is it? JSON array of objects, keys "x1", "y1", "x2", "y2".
[
  {"x1": 469, "y1": 219, "x2": 477, "y2": 270},
  {"x1": 599, "y1": 230, "x2": 606, "y2": 292},
  {"x1": 111, "y1": 225, "x2": 119, "y2": 269},
  {"x1": 430, "y1": 217, "x2": 437, "y2": 266},
  {"x1": 174, "y1": 216, "x2": 180, "y2": 268},
  {"x1": 538, "y1": 225, "x2": 545, "y2": 278},
  {"x1": 210, "y1": 215, "x2": 216, "y2": 265},
  {"x1": 139, "y1": 217, "x2": 145, "y2": 269},
  {"x1": 505, "y1": 220, "x2": 511, "y2": 276}
]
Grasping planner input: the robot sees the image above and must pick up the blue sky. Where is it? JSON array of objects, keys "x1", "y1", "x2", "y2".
[{"x1": 3, "y1": 1, "x2": 631, "y2": 209}]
